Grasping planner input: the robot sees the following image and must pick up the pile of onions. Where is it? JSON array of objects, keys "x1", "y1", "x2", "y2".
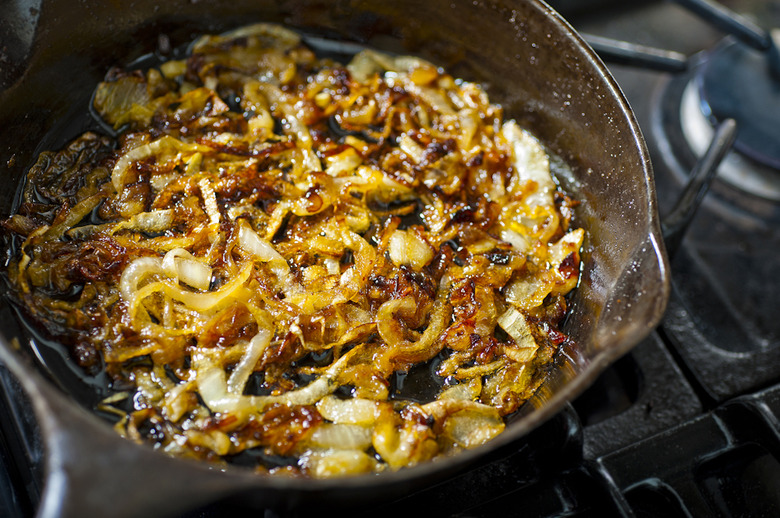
[{"x1": 3, "y1": 23, "x2": 583, "y2": 477}]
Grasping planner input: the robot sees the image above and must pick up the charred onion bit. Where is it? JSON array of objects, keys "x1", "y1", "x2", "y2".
[{"x1": 2, "y1": 23, "x2": 584, "y2": 477}]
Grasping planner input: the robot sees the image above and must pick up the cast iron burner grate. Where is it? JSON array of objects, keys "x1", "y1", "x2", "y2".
[
  {"x1": 637, "y1": 2, "x2": 780, "y2": 403},
  {"x1": 576, "y1": 0, "x2": 780, "y2": 402}
]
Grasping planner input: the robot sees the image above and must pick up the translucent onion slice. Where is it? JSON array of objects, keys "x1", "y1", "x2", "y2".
[
  {"x1": 499, "y1": 228, "x2": 531, "y2": 255},
  {"x1": 454, "y1": 359, "x2": 506, "y2": 381},
  {"x1": 456, "y1": 108, "x2": 480, "y2": 152},
  {"x1": 387, "y1": 229, "x2": 434, "y2": 271},
  {"x1": 119, "y1": 256, "x2": 163, "y2": 302},
  {"x1": 323, "y1": 257, "x2": 340, "y2": 276},
  {"x1": 226, "y1": 329, "x2": 272, "y2": 395},
  {"x1": 93, "y1": 75, "x2": 153, "y2": 128},
  {"x1": 161, "y1": 248, "x2": 212, "y2": 291},
  {"x1": 112, "y1": 209, "x2": 174, "y2": 234},
  {"x1": 324, "y1": 148, "x2": 362, "y2": 177},
  {"x1": 437, "y1": 378, "x2": 482, "y2": 401},
  {"x1": 376, "y1": 296, "x2": 417, "y2": 347},
  {"x1": 504, "y1": 275, "x2": 548, "y2": 311},
  {"x1": 316, "y1": 395, "x2": 380, "y2": 425},
  {"x1": 443, "y1": 409, "x2": 505, "y2": 449},
  {"x1": 237, "y1": 220, "x2": 289, "y2": 276},
  {"x1": 497, "y1": 306, "x2": 538, "y2": 352},
  {"x1": 307, "y1": 423, "x2": 372, "y2": 450},
  {"x1": 501, "y1": 121, "x2": 555, "y2": 208},
  {"x1": 299, "y1": 449, "x2": 378, "y2": 478},
  {"x1": 398, "y1": 134, "x2": 425, "y2": 164}
]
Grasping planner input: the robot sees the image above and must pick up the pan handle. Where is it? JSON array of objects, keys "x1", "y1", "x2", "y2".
[{"x1": 0, "y1": 343, "x2": 255, "y2": 518}]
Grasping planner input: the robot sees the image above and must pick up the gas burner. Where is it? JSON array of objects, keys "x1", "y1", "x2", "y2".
[
  {"x1": 699, "y1": 37, "x2": 780, "y2": 170},
  {"x1": 677, "y1": 34, "x2": 780, "y2": 202},
  {"x1": 651, "y1": 45, "x2": 780, "y2": 207},
  {"x1": 680, "y1": 75, "x2": 780, "y2": 201}
]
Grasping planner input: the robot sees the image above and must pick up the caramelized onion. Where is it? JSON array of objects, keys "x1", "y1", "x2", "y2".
[{"x1": 4, "y1": 23, "x2": 584, "y2": 478}]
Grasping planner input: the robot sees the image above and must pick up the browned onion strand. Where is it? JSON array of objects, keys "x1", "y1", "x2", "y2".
[{"x1": 2, "y1": 23, "x2": 584, "y2": 477}]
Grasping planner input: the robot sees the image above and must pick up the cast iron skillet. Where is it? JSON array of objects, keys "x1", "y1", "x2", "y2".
[{"x1": 0, "y1": 0, "x2": 669, "y2": 516}]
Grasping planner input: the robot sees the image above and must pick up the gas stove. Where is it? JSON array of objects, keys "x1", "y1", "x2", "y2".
[{"x1": 1, "y1": 1, "x2": 779, "y2": 516}]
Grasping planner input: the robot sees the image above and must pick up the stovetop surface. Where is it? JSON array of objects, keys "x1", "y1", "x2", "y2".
[{"x1": 2, "y1": 1, "x2": 780, "y2": 517}]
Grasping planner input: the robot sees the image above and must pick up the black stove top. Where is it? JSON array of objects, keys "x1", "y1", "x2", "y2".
[
  {"x1": 591, "y1": 0, "x2": 780, "y2": 406},
  {"x1": 2, "y1": 1, "x2": 780, "y2": 516}
]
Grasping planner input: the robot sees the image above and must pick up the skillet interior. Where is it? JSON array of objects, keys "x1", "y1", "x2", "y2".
[{"x1": 0, "y1": 0, "x2": 669, "y2": 516}]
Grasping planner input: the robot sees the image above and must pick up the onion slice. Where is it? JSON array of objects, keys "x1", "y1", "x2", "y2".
[
  {"x1": 237, "y1": 220, "x2": 289, "y2": 276},
  {"x1": 226, "y1": 329, "x2": 272, "y2": 395},
  {"x1": 161, "y1": 248, "x2": 212, "y2": 291}
]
